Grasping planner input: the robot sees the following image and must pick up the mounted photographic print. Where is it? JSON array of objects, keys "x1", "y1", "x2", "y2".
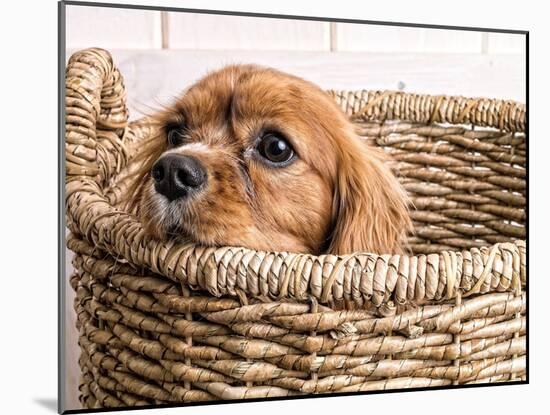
[{"x1": 60, "y1": 1, "x2": 528, "y2": 413}]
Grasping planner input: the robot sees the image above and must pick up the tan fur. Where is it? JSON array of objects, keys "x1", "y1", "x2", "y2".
[{"x1": 125, "y1": 64, "x2": 412, "y2": 255}]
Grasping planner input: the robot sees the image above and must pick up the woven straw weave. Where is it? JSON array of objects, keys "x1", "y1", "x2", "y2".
[{"x1": 66, "y1": 48, "x2": 527, "y2": 409}]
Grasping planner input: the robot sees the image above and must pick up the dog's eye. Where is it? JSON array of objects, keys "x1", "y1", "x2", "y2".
[
  {"x1": 166, "y1": 127, "x2": 186, "y2": 147},
  {"x1": 257, "y1": 133, "x2": 295, "y2": 164}
]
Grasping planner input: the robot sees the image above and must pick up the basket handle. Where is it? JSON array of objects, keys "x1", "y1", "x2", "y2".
[{"x1": 65, "y1": 48, "x2": 130, "y2": 184}]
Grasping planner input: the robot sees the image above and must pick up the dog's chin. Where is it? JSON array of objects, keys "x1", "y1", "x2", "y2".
[
  {"x1": 140, "y1": 188, "x2": 186, "y2": 241},
  {"x1": 144, "y1": 212, "x2": 194, "y2": 244},
  {"x1": 164, "y1": 223, "x2": 187, "y2": 240},
  {"x1": 141, "y1": 195, "x2": 211, "y2": 246}
]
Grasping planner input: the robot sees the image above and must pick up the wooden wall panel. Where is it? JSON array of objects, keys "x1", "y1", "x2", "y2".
[
  {"x1": 335, "y1": 24, "x2": 483, "y2": 52},
  {"x1": 488, "y1": 32, "x2": 526, "y2": 54},
  {"x1": 167, "y1": 12, "x2": 330, "y2": 50},
  {"x1": 65, "y1": 5, "x2": 162, "y2": 49}
]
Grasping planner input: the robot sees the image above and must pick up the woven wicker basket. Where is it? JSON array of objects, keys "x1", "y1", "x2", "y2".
[{"x1": 65, "y1": 48, "x2": 527, "y2": 409}]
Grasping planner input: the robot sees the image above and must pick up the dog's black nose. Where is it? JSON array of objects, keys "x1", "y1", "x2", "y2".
[{"x1": 151, "y1": 154, "x2": 207, "y2": 201}]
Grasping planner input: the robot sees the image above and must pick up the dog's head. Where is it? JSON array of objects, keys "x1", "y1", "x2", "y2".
[{"x1": 127, "y1": 64, "x2": 411, "y2": 255}]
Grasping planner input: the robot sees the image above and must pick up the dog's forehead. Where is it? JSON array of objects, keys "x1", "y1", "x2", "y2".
[{"x1": 182, "y1": 65, "x2": 313, "y2": 118}]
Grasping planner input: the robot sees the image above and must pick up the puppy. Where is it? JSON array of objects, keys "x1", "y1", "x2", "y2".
[{"x1": 125, "y1": 64, "x2": 412, "y2": 255}]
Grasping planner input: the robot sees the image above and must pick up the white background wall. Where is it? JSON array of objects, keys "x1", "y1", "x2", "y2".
[
  {"x1": 63, "y1": 3, "x2": 526, "y2": 412},
  {"x1": 66, "y1": 6, "x2": 526, "y2": 53},
  {"x1": 65, "y1": 5, "x2": 526, "y2": 122}
]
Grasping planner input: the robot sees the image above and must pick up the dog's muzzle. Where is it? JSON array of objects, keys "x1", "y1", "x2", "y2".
[{"x1": 151, "y1": 154, "x2": 207, "y2": 201}]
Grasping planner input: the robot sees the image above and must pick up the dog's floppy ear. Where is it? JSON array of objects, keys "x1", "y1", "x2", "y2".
[{"x1": 327, "y1": 130, "x2": 412, "y2": 255}]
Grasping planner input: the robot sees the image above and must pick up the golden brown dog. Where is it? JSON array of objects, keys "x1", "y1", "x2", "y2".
[{"x1": 125, "y1": 64, "x2": 412, "y2": 255}]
